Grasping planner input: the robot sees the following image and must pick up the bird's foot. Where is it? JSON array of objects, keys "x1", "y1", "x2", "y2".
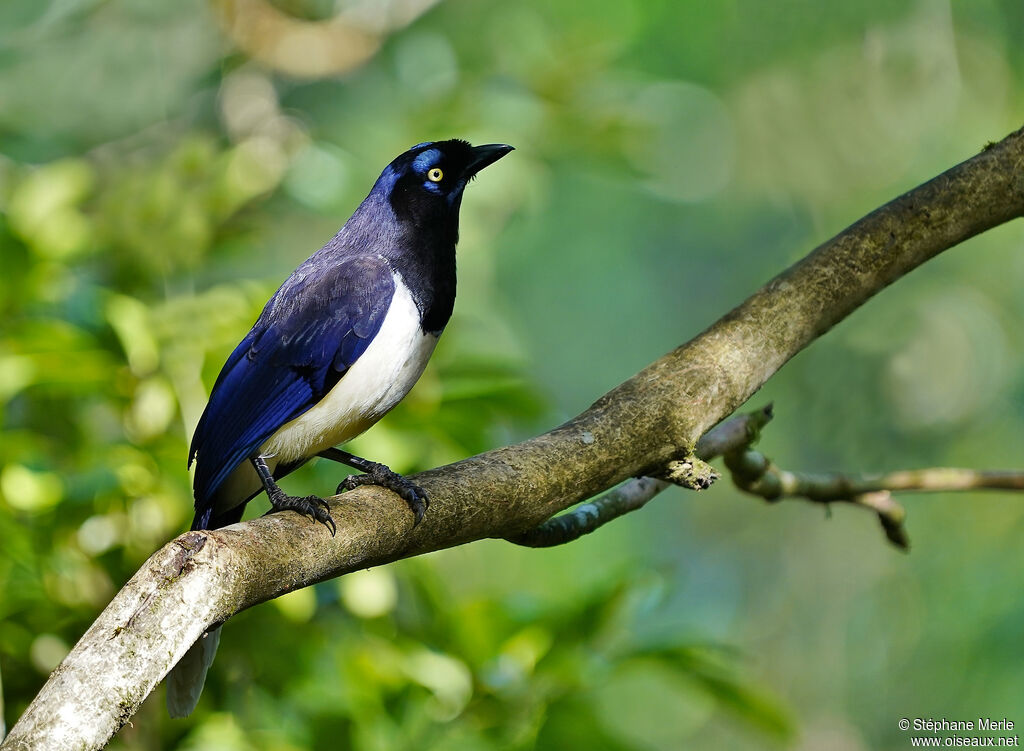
[
  {"x1": 266, "y1": 489, "x2": 336, "y2": 537},
  {"x1": 336, "y1": 462, "x2": 428, "y2": 526}
]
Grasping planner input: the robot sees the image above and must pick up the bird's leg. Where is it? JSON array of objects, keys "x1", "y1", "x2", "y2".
[
  {"x1": 318, "y1": 447, "x2": 428, "y2": 526},
  {"x1": 251, "y1": 455, "x2": 336, "y2": 536}
]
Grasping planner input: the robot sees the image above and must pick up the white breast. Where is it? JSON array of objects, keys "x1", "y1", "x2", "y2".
[{"x1": 260, "y1": 273, "x2": 438, "y2": 465}]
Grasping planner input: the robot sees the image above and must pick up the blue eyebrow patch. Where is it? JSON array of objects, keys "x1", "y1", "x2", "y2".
[
  {"x1": 410, "y1": 141, "x2": 432, "y2": 150},
  {"x1": 374, "y1": 164, "x2": 400, "y2": 193},
  {"x1": 413, "y1": 148, "x2": 441, "y2": 172}
]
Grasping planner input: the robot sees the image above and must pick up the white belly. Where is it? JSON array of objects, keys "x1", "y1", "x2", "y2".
[{"x1": 260, "y1": 275, "x2": 438, "y2": 465}]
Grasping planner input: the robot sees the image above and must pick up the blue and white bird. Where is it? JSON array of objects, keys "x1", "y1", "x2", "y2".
[{"x1": 166, "y1": 139, "x2": 513, "y2": 717}]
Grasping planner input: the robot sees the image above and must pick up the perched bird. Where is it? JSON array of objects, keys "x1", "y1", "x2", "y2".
[{"x1": 166, "y1": 139, "x2": 513, "y2": 717}]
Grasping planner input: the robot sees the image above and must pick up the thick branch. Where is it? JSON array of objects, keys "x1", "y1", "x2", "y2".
[{"x1": 5, "y1": 127, "x2": 1024, "y2": 751}]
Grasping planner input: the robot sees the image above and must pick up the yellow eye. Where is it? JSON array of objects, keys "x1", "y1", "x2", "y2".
[{"x1": 427, "y1": 167, "x2": 443, "y2": 182}]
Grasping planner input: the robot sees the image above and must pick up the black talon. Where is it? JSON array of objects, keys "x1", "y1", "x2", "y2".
[
  {"x1": 265, "y1": 490, "x2": 337, "y2": 536},
  {"x1": 251, "y1": 455, "x2": 336, "y2": 536},
  {"x1": 318, "y1": 448, "x2": 429, "y2": 526},
  {"x1": 335, "y1": 463, "x2": 429, "y2": 526}
]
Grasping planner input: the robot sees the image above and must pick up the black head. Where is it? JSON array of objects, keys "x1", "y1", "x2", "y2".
[{"x1": 373, "y1": 139, "x2": 513, "y2": 228}]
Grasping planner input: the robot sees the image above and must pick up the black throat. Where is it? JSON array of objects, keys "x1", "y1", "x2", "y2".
[{"x1": 386, "y1": 179, "x2": 461, "y2": 335}]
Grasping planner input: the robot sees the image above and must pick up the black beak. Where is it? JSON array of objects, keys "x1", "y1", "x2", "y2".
[{"x1": 464, "y1": 143, "x2": 514, "y2": 177}]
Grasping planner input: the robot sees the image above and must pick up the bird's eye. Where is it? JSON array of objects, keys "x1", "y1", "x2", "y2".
[{"x1": 427, "y1": 167, "x2": 443, "y2": 182}]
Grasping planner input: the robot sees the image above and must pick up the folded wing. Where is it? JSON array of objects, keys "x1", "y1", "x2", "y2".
[{"x1": 188, "y1": 255, "x2": 396, "y2": 527}]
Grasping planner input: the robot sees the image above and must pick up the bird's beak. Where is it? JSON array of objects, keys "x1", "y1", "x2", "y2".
[{"x1": 464, "y1": 143, "x2": 514, "y2": 177}]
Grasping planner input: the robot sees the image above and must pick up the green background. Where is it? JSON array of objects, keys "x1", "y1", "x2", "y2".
[{"x1": 2, "y1": 0, "x2": 1023, "y2": 748}]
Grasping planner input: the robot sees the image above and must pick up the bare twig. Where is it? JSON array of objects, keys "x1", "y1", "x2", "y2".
[
  {"x1": 724, "y1": 446, "x2": 1024, "y2": 550},
  {"x1": 508, "y1": 405, "x2": 773, "y2": 547},
  {"x1": 4, "y1": 128, "x2": 1024, "y2": 751},
  {"x1": 505, "y1": 476, "x2": 672, "y2": 548}
]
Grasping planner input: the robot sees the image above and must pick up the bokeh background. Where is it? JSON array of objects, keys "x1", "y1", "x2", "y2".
[{"x1": 2, "y1": 0, "x2": 1024, "y2": 748}]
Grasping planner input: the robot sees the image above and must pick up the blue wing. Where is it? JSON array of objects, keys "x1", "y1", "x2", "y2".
[{"x1": 189, "y1": 255, "x2": 396, "y2": 526}]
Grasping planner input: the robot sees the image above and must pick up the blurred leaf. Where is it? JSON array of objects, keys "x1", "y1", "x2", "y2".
[
  {"x1": 7, "y1": 159, "x2": 94, "y2": 259},
  {"x1": 273, "y1": 587, "x2": 318, "y2": 623},
  {"x1": 623, "y1": 645, "x2": 795, "y2": 741},
  {"x1": 0, "y1": 464, "x2": 63, "y2": 512},
  {"x1": 105, "y1": 295, "x2": 159, "y2": 376}
]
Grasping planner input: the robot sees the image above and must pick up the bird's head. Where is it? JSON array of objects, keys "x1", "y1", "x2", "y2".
[{"x1": 373, "y1": 139, "x2": 513, "y2": 227}]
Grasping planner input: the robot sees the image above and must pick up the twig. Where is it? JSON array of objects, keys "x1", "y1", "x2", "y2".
[
  {"x1": 724, "y1": 447, "x2": 1024, "y2": 550},
  {"x1": 505, "y1": 477, "x2": 672, "y2": 547},
  {"x1": 507, "y1": 405, "x2": 773, "y2": 547}
]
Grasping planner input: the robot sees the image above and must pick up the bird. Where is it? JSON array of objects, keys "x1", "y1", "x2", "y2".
[{"x1": 165, "y1": 139, "x2": 513, "y2": 717}]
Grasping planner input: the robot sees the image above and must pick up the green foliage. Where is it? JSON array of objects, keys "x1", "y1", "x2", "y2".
[
  {"x1": 2, "y1": 0, "x2": 1024, "y2": 749},
  {"x1": 119, "y1": 567, "x2": 792, "y2": 751}
]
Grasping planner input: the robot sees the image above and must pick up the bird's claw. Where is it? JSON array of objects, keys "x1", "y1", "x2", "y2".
[
  {"x1": 336, "y1": 465, "x2": 429, "y2": 526},
  {"x1": 266, "y1": 492, "x2": 336, "y2": 537}
]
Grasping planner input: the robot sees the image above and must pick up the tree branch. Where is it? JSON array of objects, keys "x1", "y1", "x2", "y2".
[
  {"x1": 507, "y1": 405, "x2": 773, "y2": 547},
  {"x1": 725, "y1": 445, "x2": 1024, "y2": 550},
  {"x1": 5, "y1": 126, "x2": 1024, "y2": 751}
]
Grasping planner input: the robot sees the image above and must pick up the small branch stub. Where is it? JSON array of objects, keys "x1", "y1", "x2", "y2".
[{"x1": 661, "y1": 456, "x2": 720, "y2": 490}]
